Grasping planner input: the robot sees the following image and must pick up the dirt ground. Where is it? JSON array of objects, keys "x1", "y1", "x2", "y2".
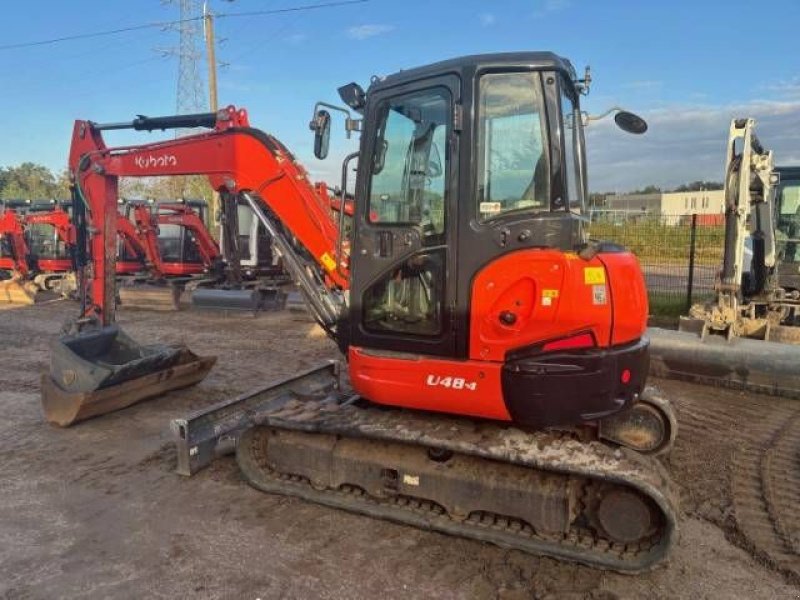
[{"x1": 0, "y1": 300, "x2": 798, "y2": 600}]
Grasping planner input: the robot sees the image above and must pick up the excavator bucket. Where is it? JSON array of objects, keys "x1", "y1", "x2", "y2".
[
  {"x1": 41, "y1": 324, "x2": 216, "y2": 427},
  {"x1": 0, "y1": 277, "x2": 39, "y2": 304},
  {"x1": 118, "y1": 282, "x2": 182, "y2": 311},
  {"x1": 648, "y1": 326, "x2": 800, "y2": 398}
]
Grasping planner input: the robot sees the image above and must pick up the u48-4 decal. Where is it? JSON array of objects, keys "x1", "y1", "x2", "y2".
[{"x1": 426, "y1": 375, "x2": 477, "y2": 391}]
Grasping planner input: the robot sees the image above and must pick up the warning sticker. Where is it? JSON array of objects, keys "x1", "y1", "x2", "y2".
[
  {"x1": 584, "y1": 267, "x2": 606, "y2": 285},
  {"x1": 403, "y1": 474, "x2": 420, "y2": 486},
  {"x1": 592, "y1": 284, "x2": 607, "y2": 305},
  {"x1": 541, "y1": 289, "x2": 559, "y2": 307},
  {"x1": 320, "y1": 252, "x2": 337, "y2": 272},
  {"x1": 479, "y1": 201, "x2": 502, "y2": 214}
]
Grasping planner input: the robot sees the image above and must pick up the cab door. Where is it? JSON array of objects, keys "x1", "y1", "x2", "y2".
[{"x1": 348, "y1": 75, "x2": 460, "y2": 357}]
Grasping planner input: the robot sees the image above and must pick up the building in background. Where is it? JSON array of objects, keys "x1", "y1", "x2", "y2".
[{"x1": 595, "y1": 190, "x2": 725, "y2": 225}]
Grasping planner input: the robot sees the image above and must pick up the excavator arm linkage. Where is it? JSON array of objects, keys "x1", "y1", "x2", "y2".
[{"x1": 43, "y1": 106, "x2": 348, "y2": 426}]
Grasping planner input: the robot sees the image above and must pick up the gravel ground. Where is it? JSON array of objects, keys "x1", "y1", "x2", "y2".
[{"x1": 0, "y1": 300, "x2": 797, "y2": 599}]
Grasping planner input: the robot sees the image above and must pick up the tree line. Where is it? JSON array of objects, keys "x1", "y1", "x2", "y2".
[
  {"x1": 0, "y1": 163, "x2": 70, "y2": 200},
  {"x1": 0, "y1": 163, "x2": 212, "y2": 204},
  {"x1": 628, "y1": 181, "x2": 724, "y2": 194}
]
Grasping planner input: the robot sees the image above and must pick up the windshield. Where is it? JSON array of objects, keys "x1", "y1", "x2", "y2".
[
  {"x1": 476, "y1": 71, "x2": 549, "y2": 221},
  {"x1": 777, "y1": 179, "x2": 800, "y2": 263},
  {"x1": 26, "y1": 223, "x2": 70, "y2": 259}
]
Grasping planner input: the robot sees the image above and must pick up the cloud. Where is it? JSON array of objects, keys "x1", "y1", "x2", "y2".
[
  {"x1": 286, "y1": 33, "x2": 308, "y2": 45},
  {"x1": 479, "y1": 13, "x2": 496, "y2": 26},
  {"x1": 762, "y1": 78, "x2": 800, "y2": 99},
  {"x1": 585, "y1": 99, "x2": 800, "y2": 192},
  {"x1": 532, "y1": 0, "x2": 571, "y2": 17},
  {"x1": 346, "y1": 24, "x2": 394, "y2": 40},
  {"x1": 621, "y1": 80, "x2": 663, "y2": 90}
]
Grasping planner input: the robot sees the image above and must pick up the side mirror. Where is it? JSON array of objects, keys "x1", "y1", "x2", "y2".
[
  {"x1": 310, "y1": 109, "x2": 332, "y2": 159},
  {"x1": 614, "y1": 111, "x2": 648, "y2": 135}
]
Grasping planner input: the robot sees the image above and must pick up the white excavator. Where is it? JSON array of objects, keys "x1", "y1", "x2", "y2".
[{"x1": 650, "y1": 118, "x2": 800, "y2": 395}]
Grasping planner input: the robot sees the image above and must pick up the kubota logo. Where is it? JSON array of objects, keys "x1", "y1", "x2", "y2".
[{"x1": 134, "y1": 154, "x2": 178, "y2": 169}]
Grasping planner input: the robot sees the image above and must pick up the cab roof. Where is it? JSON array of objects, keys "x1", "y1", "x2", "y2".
[{"x1": 371, "y1": 51, "x2": 577, "y2": 92}]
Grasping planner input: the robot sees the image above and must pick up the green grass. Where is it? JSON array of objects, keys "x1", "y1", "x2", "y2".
[
  {"x1": 590, "y1": 220, "x2": 725, "y2": 266},
  {"x1": 647, "y1": 291, "x2": 716, "y2": 318},
  {"x1": 648, "y1": 292, "x2": 687, "y2": 318}
]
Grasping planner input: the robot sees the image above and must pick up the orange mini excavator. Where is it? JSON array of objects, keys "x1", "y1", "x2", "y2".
[
  {"x1": 44, "y1": 52, "x2": 678, "y2": 572},
  {"x1": 0, "y1": 204, "x2": 39, "y2": 303},
  {"x1": 23, "y1": 201, "x2": 78, "y2": 296}
]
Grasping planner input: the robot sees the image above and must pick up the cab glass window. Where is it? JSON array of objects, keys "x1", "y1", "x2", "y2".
[
  {"x1": 368, "y1": 88, "x2": 449, "y2": 239},
  {"x1": 477, "y1": 72, "x2": 549, "y2": 221}
]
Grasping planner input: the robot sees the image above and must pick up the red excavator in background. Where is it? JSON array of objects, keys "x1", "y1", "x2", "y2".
[
  {"x1": 116, "y1": 199, "x2": 221, "y2": 279},
  {"x1": 43, "y1": 52, "x2": 678, "y2": 572},
  {"x1": 153, "y1": 200, "x2": 221, "y2": 276},
  {"x1": 0, "y1": 203, "x2": 39, "y2": 303},
  {"x1": 117, "y1": 195, "x2": 289, "y2": 312},
  {"x1": 23, "y1": 201, "x2": 77, "y2": 296}
]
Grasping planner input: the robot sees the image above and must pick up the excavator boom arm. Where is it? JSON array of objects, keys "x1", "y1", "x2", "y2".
[{"x1": 69, "y1": 105, "x2": 347, "y2": 328}]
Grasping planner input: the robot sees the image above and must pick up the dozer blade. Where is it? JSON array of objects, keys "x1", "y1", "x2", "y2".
[
  {"x1": 0, "y1": 278, "x2": 40, "y2": 305},
  {"x1": 172, "y1": 362, "x2": 678, "y2": 573},
  {"x1": 648, "y1": 327, "x2": 800, "y2": 398},
  {"x1": 190, "y1": 287, "x2": 287, "y2": 313},
  {"x1": 42, "y1": 324, "x2": 216, "y2": 427},
  {"x1": 118, "y1": 283, "x2": 182, "y2": 311}
]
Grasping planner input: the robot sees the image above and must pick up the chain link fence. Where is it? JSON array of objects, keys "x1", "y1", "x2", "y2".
[{"x1": 588, "y1": 211, "x2": 725, "y2": 316}]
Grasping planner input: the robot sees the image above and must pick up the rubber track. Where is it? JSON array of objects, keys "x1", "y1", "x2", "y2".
[
  {"x1": 235, "y1": 397, "x2": 679, "y2": 573},
  {"x1": 680, "y1": 398, "x2": 800, "y2": 580}
]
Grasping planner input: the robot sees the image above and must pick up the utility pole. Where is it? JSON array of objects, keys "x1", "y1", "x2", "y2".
[
  {"x1": 203, "y1": 1, "x2": 220, "y2": 232},
  {"x1": 203, "y1": 2, "x2": 218, "y2": 112}
]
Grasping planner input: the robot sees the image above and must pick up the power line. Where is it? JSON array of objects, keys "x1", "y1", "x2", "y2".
[{"x1": 0, "y1": 0, "x2": 368, "y2": 51}]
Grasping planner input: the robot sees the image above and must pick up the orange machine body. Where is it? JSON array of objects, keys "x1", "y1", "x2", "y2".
[{"x1": 349, "y1": 248, "x2": 649, "y2": 428}]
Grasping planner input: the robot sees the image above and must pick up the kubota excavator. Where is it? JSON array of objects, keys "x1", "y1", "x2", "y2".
[
  {"x1": 115, "y1": 199, "x2": 196, "y2": 310},
  {"x1": 153, "y1": 200, "x2": 222, "y2": 276},
  {"x1": 23, "y1": 201, "x2": 78, "y2": 296},
  {"x1": 44, "y1": 52, "x2": 678, "y2": 572},
  {"x1": 0, "y1": 204, "x2": 40, "y2": 303}
]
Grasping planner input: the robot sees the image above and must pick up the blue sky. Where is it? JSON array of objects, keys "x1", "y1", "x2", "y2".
[{"x1": 1, "y1": 0, "x2": 799, "y2": 191}]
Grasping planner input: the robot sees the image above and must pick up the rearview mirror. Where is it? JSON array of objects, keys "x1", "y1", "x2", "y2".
[
  {"x1": 310, "y1": 109, "x2": 331, "y2": 159},
  {"x1": 614, "y1": 111, "x2": 648, "y2": 135}
]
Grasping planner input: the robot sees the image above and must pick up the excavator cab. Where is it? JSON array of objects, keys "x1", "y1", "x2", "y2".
[
  {"x1": 309, "y1": 53, "x2": 659, "y2": 430},
  {"x1": 775, "y1": 166, "x2": 800, "y2": 290}
]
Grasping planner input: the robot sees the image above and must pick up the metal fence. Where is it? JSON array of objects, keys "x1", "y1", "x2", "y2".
[{"x1": 588, "y1": 212, "x2": 725, "y2": 316}]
